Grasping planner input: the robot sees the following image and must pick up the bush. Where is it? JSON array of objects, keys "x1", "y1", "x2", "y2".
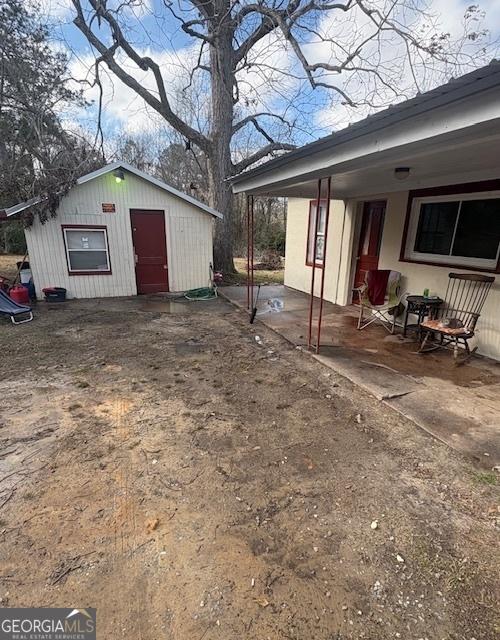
[
  {"x1": 1, "y1": 221, "x2": 27, "y2": 254},
  {"x1": 267, "y1": 229, "x2": 286, "y2": 255}
]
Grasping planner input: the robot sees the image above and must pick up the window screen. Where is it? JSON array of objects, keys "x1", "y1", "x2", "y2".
[
  {"x1": 307, "y1": 204, "x2": 326, "y2": 263},
  {"x1": 411, "y1": 195, "x2": 500, "y2": 268},
  {"x1": 414, "y1": 201, "x2": 459, "y2": 255},
  {"x1": 63, "y1": 228, "x2": 110, "y2": 273},
  {"x1": 452, "y1": 198, "x2": 500, "y2": 260}
]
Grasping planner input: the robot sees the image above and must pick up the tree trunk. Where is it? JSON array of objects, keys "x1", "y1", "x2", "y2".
[
  {"x1": 207, "y1": 2, "x2": 236, "y2": 274},
  {"x1": 209, "y1": 154, "x2": 235, "y2": 273}
]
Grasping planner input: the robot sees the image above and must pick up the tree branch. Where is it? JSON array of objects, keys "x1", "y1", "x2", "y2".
[
  {"x1": 234, "y1": 16, "x2": 277, "y2": 64},
  {"x1": 162, "y1": 2, "x2": 213, "y2": 43},
  {"x1": 71, "y1": 0, "x2": 210, "y2": 152},
  {"x1": 232, "y1": 112, "x2": 293, "y2": 134},
  {"x1": 232, "y1": 142, "x2": 296, "y2": 174}
]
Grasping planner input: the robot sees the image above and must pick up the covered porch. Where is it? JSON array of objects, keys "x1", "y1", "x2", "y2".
[
  {"x1": 232, "y1": 62, "x2": 500, "y2": 361},
  {"x1": 229, "y1": 63, "x2": 500, "y2": 465},
  {"x1": 221, "y1": 284, "x2": 500, "y2": 466}
]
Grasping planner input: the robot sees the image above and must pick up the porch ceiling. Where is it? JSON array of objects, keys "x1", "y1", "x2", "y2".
[{"x1": 238, "y1": 120, "x2": 500, "y2": 199}]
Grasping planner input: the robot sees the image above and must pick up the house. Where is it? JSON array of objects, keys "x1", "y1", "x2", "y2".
[
  {"x1": 0, "y1": 162, "x2": 222, "y2": 299},
  {"x1": 232, "y1": 61, "x2": 500, "y2": 360}
]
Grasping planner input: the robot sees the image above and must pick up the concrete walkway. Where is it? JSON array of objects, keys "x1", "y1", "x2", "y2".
[{"x1": 221, "y1": 285, "x2": 500, "y2": 467}]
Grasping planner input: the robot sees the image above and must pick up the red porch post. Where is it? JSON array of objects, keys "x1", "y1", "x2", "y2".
[
  {"x1": 307, "y1": 178, "x2": 323, "y2": 349},
  {"x1": 250, "y1": 195, "x2": 255, "y2": 311},
  {"x1": 316, "y1": 176, "x2": 332, "y2": 353},
  {"x1": 246, "y1": 195, "x2": 250, "y2": 309}
]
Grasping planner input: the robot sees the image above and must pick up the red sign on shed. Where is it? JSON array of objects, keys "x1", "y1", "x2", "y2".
[{"x1": 102, "y1": 203, "x2": 116, "y2": 213}]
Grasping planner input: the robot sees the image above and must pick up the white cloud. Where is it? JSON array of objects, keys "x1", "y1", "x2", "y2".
[
  {"x1": 36, "y1": 0, "x2": 73, "y2": 19},
  {"x1": 33, "y1": 0, "x2": 154, "y2": 21},
  {"x1": 65, "y1": 44, "x2": 208, "y2": 138},
  {"x1": 311, "y1": 0, "x2": 500, "y2": 132},
  {"x1": 54, "y1": 0, "x2": 500, "y2": 143},
  {"x1": 235, "y1": 33, "x2": 299, "y2": 115}
]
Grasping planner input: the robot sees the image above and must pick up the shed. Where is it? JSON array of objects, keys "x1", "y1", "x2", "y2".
[{"x1": 1, "y1": 162, "x2": 222, "y2": 299}]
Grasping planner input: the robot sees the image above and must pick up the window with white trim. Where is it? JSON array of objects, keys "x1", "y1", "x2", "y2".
[
  {"x1": 63, "y1": 227, "x2": 111, "y2": 273},
  {"x1": 307, "y1": 202, "x2": 327, "y2": 265},
  {"x1": 404, "y1": 191, "x2": 500, "y2": 270}
]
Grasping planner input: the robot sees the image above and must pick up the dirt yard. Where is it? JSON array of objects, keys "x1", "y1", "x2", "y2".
[{"x1": 0, "y1": 295, "x2": 498, "y2": 639}]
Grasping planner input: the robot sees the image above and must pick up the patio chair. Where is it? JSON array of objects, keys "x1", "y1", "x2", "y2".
[
  {"x1": 418, "y1": 272, "x2": 495, "y2": 363},
  {"x1": 356, "y1": 269, "x2": 403, "y2": 334}
]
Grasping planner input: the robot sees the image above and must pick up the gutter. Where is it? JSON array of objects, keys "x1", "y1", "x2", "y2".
[{"x1": 231, "y1": 61, "x2": 500, "y2": 186}]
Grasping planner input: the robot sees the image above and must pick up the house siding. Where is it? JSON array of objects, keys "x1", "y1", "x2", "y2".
[
  {"x1": 377, "y1": 191, "x2": 500, "y2": 360},
  {"x1": 284, "y1": 198, "x2": 356, "y2": 306},
  {"x1": 25, "y1": 171, "x2": 214, "y2": 299},
  {"x1": 285, "y1": 193, "x2": 500, "y2": 360}
]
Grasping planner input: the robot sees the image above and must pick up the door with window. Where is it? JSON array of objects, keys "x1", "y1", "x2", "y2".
[
  {"x1": 353, "y1": 200, "x2": 386, "y2": 296},
  {"x1": 130, "y1": 209, "x2": 169, "y2": 294}
]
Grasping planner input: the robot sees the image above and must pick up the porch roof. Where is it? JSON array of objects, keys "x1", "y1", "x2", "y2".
[{"x1": 231, "y1": 61, "x2": 500, "y2": 199}]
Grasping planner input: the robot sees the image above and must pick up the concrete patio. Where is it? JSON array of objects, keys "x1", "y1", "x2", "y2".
[{"x1": 221, "y1": 285, "x2": 500, "y2": 467}]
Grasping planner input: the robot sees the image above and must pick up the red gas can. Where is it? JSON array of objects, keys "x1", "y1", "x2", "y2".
[{"x1": 9, "y1": 285, "x2": 30, "y2": 305}]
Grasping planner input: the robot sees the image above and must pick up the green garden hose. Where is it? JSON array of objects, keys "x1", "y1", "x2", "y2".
[{"x1": 184, "y1": 286, "x2": 218, "y2": 301}]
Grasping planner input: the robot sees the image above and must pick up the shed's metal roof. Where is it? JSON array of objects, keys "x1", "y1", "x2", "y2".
[
  {"x1": 0, "y1": 162, "x2": 223, "y2": 220},
  {"x1": 231, "y1": 60, "x2": 500, "y2": 186}
]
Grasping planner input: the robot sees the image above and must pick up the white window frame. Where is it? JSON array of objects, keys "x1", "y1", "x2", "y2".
[
  {"x1": 63, "y1": 227, "x2": 111, "y2": 274},
  {"x1": 307, "y1": 202, "x2": 327, "y2": 265},
  {"x1": 404, "y1": 190, "x2": 500, "y2": 270}
]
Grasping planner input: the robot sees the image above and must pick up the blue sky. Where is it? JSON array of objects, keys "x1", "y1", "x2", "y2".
[{"x1": 39, "y1": 0, "x2": 500, "y2": 150}]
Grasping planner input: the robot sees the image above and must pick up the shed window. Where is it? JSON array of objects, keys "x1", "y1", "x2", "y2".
[
  {"x1": 63, "y1": 227, "x2": 111, "y2": 274},
  {"x1": 307, "y1": 202, "x2": 327, "y2": 265},
  {"x1": 405, "y1": 192, "x2": 500, "y2": 270}
]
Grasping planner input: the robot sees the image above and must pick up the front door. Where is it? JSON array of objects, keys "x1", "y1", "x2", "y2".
[
  {"x1": 130, "y1": 209, "x2": 169, "y2": 294},
  {"x1": 353, "y1": 200, "x2": 386, "y2": 296}
]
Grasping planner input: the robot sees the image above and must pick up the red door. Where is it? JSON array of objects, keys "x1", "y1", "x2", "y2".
[
  {"x1": 130, "y1": 209, "x2": 169, "y2": 294},
  {"x1": 353, "y1": 201, "x2": 386, "y2": 296}
]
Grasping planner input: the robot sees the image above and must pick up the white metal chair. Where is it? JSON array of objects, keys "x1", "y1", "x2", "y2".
[{"x1": 356, "y1": 269, "x2": 403, "y2": 334}]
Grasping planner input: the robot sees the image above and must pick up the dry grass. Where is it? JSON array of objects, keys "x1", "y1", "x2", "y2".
[
  {"x1": 0, "y1": 254, "x2": 24, "y2": 281},
  {"x1": 225, "y1": 256, "x2": 284, "y2": 286}
]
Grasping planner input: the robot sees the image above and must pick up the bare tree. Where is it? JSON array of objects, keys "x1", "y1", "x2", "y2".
[
  {"x1": 0, "y1": 0, "x2": 103, "y2": 223},
  {"x1": 70, "y1": 0, "x2": 493, "y2": 272}
]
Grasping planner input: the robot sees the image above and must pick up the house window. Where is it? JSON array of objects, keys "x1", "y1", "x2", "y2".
[
  {"x1": 405, "y1": 192, "x2": 500, "y2": 270},
  {"x1": 62, "y1": 226, "x2": 111, "y2": 274},
  {"x1": 307, "y1": 201, "x2": 327, "y2": 265}
]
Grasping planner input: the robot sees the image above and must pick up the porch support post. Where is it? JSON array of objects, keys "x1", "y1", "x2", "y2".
[
  {"x1": 316, "y1": 176, "x2": 332, "y2": 353},
  {"x1": 246, "y1": 195, "x2": 250, "y2": 309},
  {"x1": 308, "y1": 178, "x2": 322, "y2": 350},
  {"x1": 250, "y1": 195, "x2": 255, "y2": 311}
]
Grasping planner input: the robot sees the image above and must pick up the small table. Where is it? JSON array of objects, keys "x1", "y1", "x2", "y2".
[{"x1": 403, "y1": 295, "x2": 443, "y2": 338}]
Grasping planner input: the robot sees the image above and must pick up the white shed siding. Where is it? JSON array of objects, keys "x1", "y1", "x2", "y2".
[{"x1": 25, "y1": 171, "x2": 214, "y2": 299}]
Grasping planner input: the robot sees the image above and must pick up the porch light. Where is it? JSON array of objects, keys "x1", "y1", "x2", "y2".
[
  {"x1": 113, "y1": 169, "x2": 125, "y2": 183},
  {"x1": 394, "y1": 167, "x2": 410, "y2": 181}
]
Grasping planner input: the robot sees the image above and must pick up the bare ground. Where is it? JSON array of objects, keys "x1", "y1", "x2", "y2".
[{"x1": 0, "y1": 296, "x2": 498, "y2": 639}]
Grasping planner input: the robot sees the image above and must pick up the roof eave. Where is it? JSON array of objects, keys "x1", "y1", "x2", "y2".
[
  {"x1": 231, "y1": 60, "x2": 500, "y2": 189},
  {"x1": 1, "y1": 163, "x2": 223, "y2": 221},
  {"x1": 79, "y1": 161, "x2": 223, "y2": 219}
]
